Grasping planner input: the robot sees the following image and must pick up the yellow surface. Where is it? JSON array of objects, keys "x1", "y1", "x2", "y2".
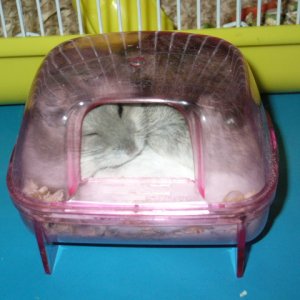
[
  {"x1": 0, "y1": 35, "x2": 80, "y2": 104},
  {"x1": 242, "y1": 44, "x2": 300, "y2": 93},
  {"x1": 76, "y1": 0, "x2": 174, "y2": 33},
  {"x1": 0, "y1": 0, "x2": 299, "y2": 104},
  {"x1": 186, "y1": 25, "x2": 300, "y2": 47},
  {"x1": 0, "y1": 56, "x2": 43, "y2": 103},
  {"x1": 0, "y1": 35, "x2": 80, "y2": 57}
]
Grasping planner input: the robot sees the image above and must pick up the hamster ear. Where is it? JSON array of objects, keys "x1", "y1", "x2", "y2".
[{"x1": 95, "y1": 104, "x2": 120, "y2": 117}]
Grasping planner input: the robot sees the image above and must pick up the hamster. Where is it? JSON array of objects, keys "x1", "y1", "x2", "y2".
[
  {"x1": 81, "y1": 104, "x2": 147, "y2": 178},
  {"x1": 90, "y1": 104, "x2": 194, "y2": 179},
  {"x1": 81, "y1": 104, "x2": 193, "y2": 178}
]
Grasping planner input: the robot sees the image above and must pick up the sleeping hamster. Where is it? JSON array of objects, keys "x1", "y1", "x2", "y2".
[
  {"x1": 81, "y1": 104, "x2": 147, "y2": 178},
  {"x1": 85, "y1": 104, "x2": 194, "y2": 179}
]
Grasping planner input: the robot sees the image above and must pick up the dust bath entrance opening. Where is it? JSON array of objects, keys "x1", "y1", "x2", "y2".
[{"x1": 72, "y1": 103, "x2": 198, "y2": 203}]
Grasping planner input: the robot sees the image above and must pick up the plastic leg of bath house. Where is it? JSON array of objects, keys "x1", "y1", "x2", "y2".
[
  {"x1": 33, "y1": 222, "x2": 58, "y2": 274},
  {"x1": 236, "y1": 220, "x2": 247, "y2": 277}
]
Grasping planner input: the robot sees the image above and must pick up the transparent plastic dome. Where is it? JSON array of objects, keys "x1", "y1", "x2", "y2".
[{"x1": 7, "y1": 31, "x2": 278, "y2": 276}]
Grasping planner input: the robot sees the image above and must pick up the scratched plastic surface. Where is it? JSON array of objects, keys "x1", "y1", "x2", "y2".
[{"x1": 7, "y1": 32, "x2": 278, "y2": 274}]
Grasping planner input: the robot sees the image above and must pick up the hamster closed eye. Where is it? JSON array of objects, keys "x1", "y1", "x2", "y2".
[{"x1": 80, "y1": 104, "x2": 147, "y2": 178}]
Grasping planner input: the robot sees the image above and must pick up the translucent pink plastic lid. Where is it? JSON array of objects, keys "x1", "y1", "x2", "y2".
[{"x1": 8, "y1": 31, "x2": 278, "y2": 213}]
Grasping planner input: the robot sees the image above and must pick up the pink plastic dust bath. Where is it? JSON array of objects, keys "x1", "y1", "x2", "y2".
[{"x1": 7, "y1": 31, "x2": 278, "y2": 277}]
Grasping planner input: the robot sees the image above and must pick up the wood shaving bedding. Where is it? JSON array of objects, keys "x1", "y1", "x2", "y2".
[
  {"x1": 160, "y1": 0, "x2": 299, "y2": 28},
  {"x1": 0, "y1": 0, "x2": 78, "y2": 36},
  {"x1": 161, "y1": 0, "x2": 248, "y2": 28},
  {"x1": 284, "y1": 0, "x2": 299, "y2": 24},
  {"x1": 23, "y1": 180, "x2": 64, "y2": 202},
  {"x1": 43, "y1": 222, "x2": 208, "y2": 240}
]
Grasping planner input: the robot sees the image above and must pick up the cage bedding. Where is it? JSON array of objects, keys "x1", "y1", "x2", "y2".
[
  {"x1": 0, "y1": 0, "x2": 78, "y2": 36},
  {"x1": 161, "y1": 0, "x2": 299, "y2": 28}
]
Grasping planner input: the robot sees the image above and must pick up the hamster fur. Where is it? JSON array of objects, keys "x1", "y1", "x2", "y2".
[
  {"x1": 144, "y1": 105, "x2": 194, "y2": 170},
  {"x1": 87, "y1": 104, "x2": 194, "y2": 179},
  {"x1": 81, "y1": 104, "x2": 147, "y2": 178}
]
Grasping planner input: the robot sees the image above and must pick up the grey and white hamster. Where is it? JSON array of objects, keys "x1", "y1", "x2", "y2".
[
  {"x1": 85, "y1": 104, "x2": 195, "y2": 179},
  {"x1": 81, "y1": 103, "x2": 194, "y2": 178},
  {"x1": 81, "y1": 104, "x2": 147, "y2": 178}
]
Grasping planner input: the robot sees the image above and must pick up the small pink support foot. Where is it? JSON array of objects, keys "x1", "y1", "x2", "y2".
[
  {"x1": 34, "y1": 222, "x2": 58, "y2": 274},
  {"x1": 237, "y1": 220, "x2": 247, "y2": 278}
]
